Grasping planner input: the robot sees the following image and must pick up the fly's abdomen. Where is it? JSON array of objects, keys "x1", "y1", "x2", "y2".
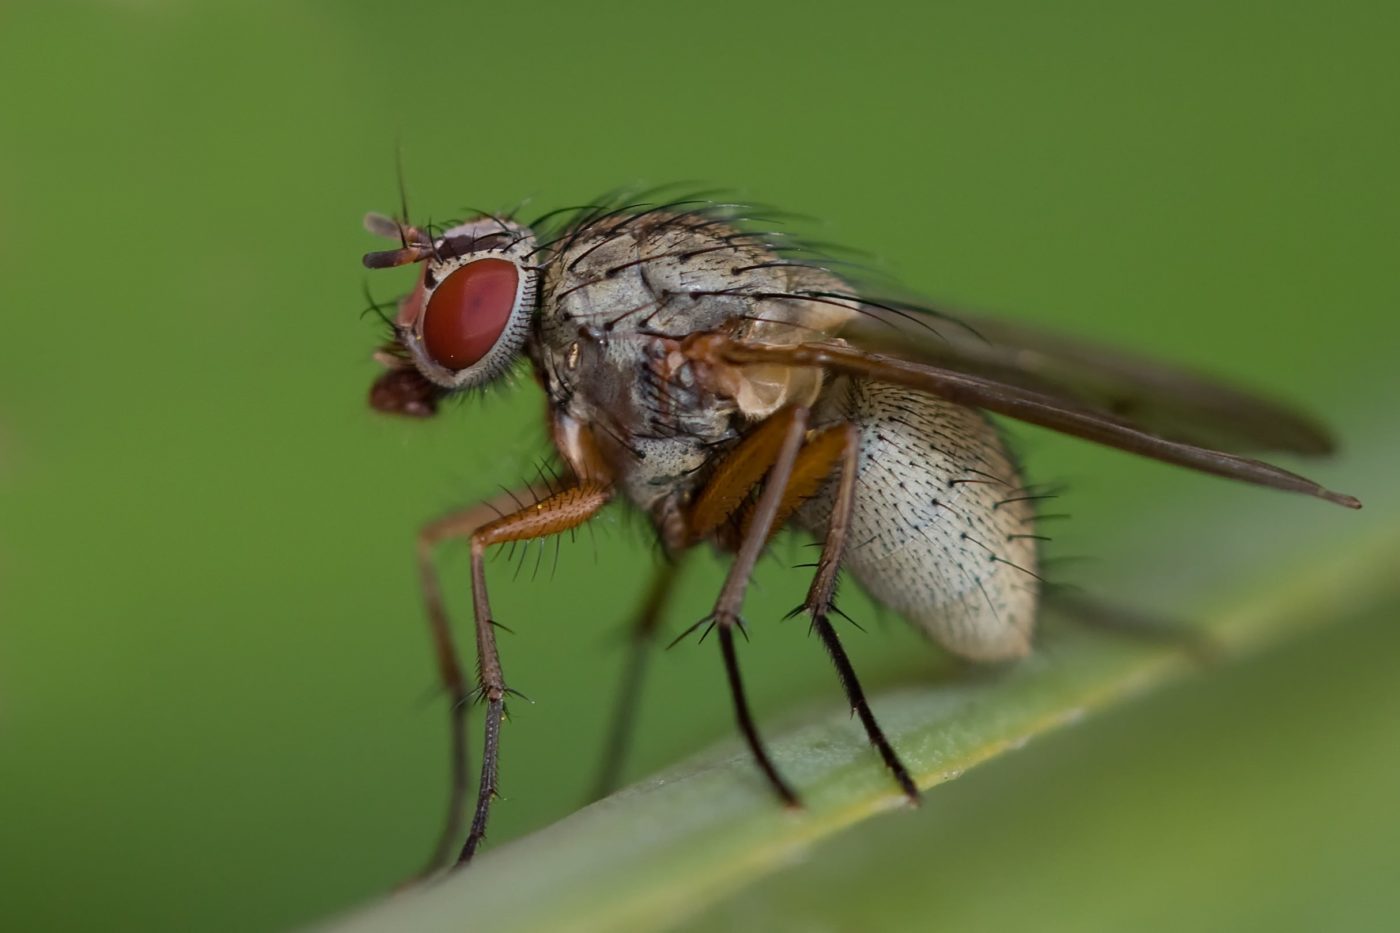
[{"x1": 799, "y1": 379, "x2": 1041, "y2": 661}]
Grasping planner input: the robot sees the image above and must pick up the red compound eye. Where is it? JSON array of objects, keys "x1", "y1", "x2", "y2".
[{"x1": 421, "y1": 258, "x2": 520, "y2": 370}]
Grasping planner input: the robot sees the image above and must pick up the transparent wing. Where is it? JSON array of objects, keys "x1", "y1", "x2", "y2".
[
  {"x1": 685, "y1": 334, "x2": 1359, "y2": 509},
  {"x1": 840, "y1": 300, "x2": 1336, "y2": 456}
]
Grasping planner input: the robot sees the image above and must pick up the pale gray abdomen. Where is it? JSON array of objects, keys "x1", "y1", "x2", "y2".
[{"x1": 797, "y1": 379, "x2": 1041, "y2": 661}]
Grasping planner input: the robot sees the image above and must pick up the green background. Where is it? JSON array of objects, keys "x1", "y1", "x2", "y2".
[{"x1": 2, "y1": 1, "x2": 1396, "y2": 930}]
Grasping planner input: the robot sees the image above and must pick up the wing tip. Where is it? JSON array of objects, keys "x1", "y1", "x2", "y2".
[{"x1": 1322, "y1": 489, "x2": 1363, "y2": 509}]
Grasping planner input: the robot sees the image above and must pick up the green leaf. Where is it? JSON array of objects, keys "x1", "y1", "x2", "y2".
[{"x1": 323, "y1": 522, "x2": 1400, "y2": 933}]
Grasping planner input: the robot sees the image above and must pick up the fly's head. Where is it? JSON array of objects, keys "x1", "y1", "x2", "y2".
[{"x1": 361, "y1": 212, "x2": 539, "y2": 416}]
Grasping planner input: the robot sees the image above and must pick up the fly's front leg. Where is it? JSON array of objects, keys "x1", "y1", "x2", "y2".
[
  {"x1": 414, "y1": 485, "x2": 550, "y2": 878},
  {"x1": 412, "y1": 482, "x2": 611, "y2": 875},
  {"x1": 796, "y1": 422, "x2": 920, "y2": 802},
  {"x1": 458, "y1": 482, "x2": 612, "y2": 865}
]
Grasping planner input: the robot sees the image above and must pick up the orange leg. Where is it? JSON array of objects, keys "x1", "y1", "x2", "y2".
[
  {"x1": 415, "y1": 482, "x2": 611, "y2": 874},
  {"x1": 685, "y1": 408, "x2": 848, "y2": 549},
  {"x1": 738, "y1": 420, "x2": 852, "y2": 545},
  {"x1": 685, "y1": 407, "x2": 807, "y2": 544},
  {"x1": 414, "y1": 486, "x2": 544, "y2": 877}
]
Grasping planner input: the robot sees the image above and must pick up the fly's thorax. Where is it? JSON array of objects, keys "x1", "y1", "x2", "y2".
[
  {"x1": 799, "y1": 378, "x2": 1042, "y2": 662},
  {"x1": 531, "y1": 211, "x2": 858, "y2": 519},
  {"x1": 539, "y1": 211, "x2": 857, "y2": 404},
  {"x1": 531, "y1": 314, "x2": 739, "y2": 518}
]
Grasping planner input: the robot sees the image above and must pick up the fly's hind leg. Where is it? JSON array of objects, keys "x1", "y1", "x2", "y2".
[
  {"x1": 791, "y1": 422, "x2": 920, "y2": 802},
  {"x1": 678, "y1": 406, "x2": 917, "y2": 808},
  {"x1": 697, "y1": 410, "x2": 918, "y2": 801}
]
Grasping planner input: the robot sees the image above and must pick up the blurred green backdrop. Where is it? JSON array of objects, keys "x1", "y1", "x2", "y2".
[{"x1": 1, "y1": 1, "x2": 1396, "y2": 931}]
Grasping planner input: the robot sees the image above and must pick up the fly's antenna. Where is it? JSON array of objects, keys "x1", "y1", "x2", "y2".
[{"x1": 362, "y1": 146, "x2": 438, "y2": 269}]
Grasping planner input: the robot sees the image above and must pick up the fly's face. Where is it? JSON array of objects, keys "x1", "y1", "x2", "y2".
[{"x1": 363, "y1": 214, "x2": 539, "y2": 414}]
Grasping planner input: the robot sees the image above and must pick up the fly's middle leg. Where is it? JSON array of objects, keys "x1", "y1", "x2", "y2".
[{"x1": 587, "y1": 557, "x2": 688, "y2": 802}]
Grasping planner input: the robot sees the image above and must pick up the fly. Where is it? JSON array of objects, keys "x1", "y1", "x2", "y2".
[{"x1": 359, "y1": 189, "x2": 1360, "y2": 877}]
